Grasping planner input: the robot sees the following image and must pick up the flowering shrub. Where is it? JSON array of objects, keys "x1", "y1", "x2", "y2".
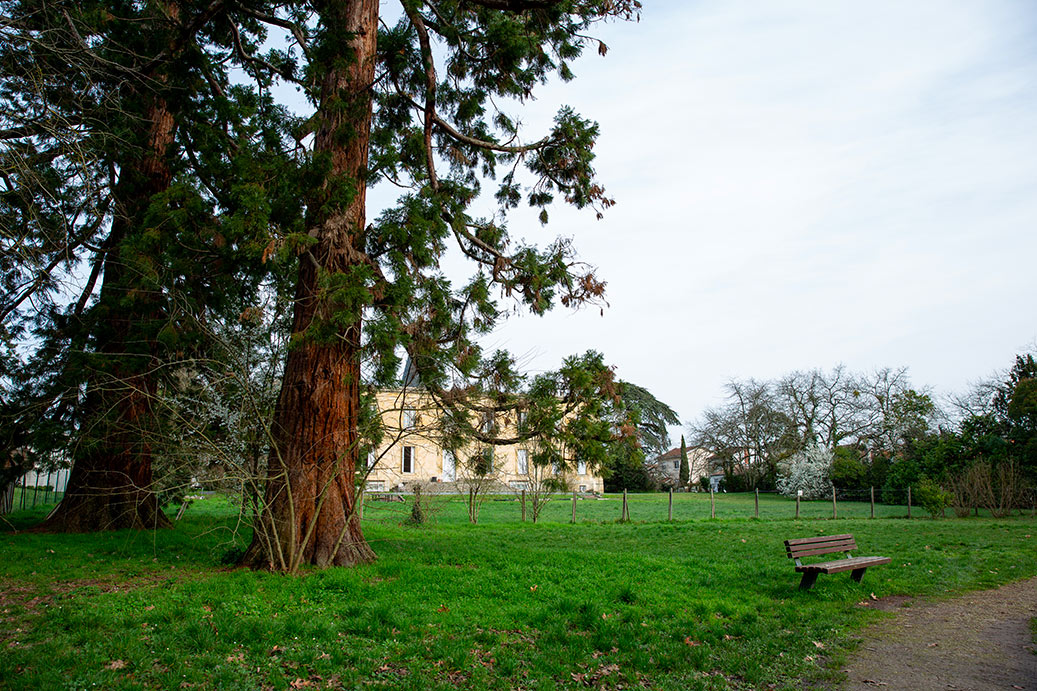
[{"x1": 777, "y1": 446, "x2": 834, "y2": 499}]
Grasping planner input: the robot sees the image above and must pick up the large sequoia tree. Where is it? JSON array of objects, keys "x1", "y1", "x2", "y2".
[
  {"x1": 1, "y1": 0, "x2": 299, "y2": 530},
  {"x1": 243, "y1": 0, "x2": 640, "y2": 570}
]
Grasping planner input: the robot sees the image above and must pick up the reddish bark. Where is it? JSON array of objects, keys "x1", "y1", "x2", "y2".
[
  {"x1": 243, "y1": 0, "x2": 379, "y2": 569},
  {"x1": 40, "y1": 97, "x2": 176, "y2": 532}
]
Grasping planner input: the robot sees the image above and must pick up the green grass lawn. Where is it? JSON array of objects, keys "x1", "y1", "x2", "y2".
[{"x1": 1, "y1": 493, "x2": 1034, "y2": 690}]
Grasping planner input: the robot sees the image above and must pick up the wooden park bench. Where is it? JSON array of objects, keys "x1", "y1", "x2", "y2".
[
  {"x1": 367, "y1": 492, "x2": 405, "y2": 503},
  {"x1": 783, "y1": 534, "x2": 890, "y2": 590}
]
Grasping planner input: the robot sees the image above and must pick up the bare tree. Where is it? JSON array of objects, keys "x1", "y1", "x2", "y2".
[{"x1": 690, "y1": 379, "x2": 789, "y2": 489}]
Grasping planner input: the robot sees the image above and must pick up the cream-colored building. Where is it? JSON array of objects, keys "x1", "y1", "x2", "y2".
[{"x1": 363, "y1": 388, "x2": 604, "y2": 494}]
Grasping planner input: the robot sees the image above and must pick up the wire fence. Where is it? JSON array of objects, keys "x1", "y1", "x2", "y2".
[
  {"x1": 0, "y1": 473, "x2": 67, "y2": 515},
  {"x1": 358, "y1": 487, "x2": 1037, "y2": 526},
  {"x1": 3, "y1": 483, "x2": 1034, "y2": 524}
]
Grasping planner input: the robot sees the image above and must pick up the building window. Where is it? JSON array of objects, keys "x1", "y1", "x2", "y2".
[
  {"x1": 673, "y1": 460, "x2": 679, "y2": 470},
  {"x1": 481, "y1": 413, "x2": 494, "y2": 435},
  {"x1": 366, "y1": 480, "x2": 385, "y2": 491},
  {"x1": 403, "y1": 409, "x2": 416, "y2": 429},
  {"x1": 402, "y1": 446, "x2": 414, "y2": 473},
  {"x1": 579, "y1": 484, "x2": 587, "y2": 492},
  {"x1": 577, "y1": 460, "x2": 587, "y2": 475},
  {"x1": 442, "y1": 450, "x2": 456, "y2": 482},
  {"x1": 517, "y1": 410, "x2": 528, "y2": 429},
  {"x1": 367, "y1": 450, "x2": 377, "y2": 469},
  {"x1": 517, "y1": 449, "x2": 528, "y2": 475}
]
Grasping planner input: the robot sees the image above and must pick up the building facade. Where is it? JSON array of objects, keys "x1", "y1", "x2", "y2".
[
  {"x1": 647, "y1": 445, "x2": 714, "y2": 488},
  {"x1": 363, "y1": 388, "x2": 604, "y2": 494}
]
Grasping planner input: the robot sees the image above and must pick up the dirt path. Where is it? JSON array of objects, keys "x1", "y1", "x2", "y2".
[{"x1": 840, "y1": 577, "x2": 1037, "y2": 690}]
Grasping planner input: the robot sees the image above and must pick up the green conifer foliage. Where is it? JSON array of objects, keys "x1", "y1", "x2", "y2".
[
  {"x1": 1, "y1": 0, "x2": 301, "y2": 530},
  {"x1": 243, "y1": 0, "x2": 641, "y2": 569},
  {"x1": 679, "y1": 435, "x2": 690, "y2": 488}
]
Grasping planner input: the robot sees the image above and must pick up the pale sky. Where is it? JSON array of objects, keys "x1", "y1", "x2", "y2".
[{"x1": 366, "y1": 0, "x2": 1037, "y2": 445}]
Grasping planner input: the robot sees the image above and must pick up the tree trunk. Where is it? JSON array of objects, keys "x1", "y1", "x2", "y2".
[
  {"x1": 243, "y1": 0, "x2": 379, "y2": 570},
  {"x1": 40, "y1": 90, "x2": 176, "y2": 532}
]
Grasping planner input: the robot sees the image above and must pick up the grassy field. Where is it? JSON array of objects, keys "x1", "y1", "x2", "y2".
[{"x1": 1, "y1": 493, "x2": 1035, "y2": 690}]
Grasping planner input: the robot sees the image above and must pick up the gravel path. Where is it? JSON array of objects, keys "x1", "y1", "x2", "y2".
[{"x1": 841, "y1": 577, "x2": 1037, "y2": 690}]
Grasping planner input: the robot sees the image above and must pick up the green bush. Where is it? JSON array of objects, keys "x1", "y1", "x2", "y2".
[
  {"x1": 914, "y1": 478, "x2": 951, "y2": 518},
  {"x1": 832, "y1": 448, "x2": 867, "y2": 490}
]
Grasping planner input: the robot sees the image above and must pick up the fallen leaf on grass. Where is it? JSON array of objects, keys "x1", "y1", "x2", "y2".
[
  {"x1": 869, "y1": 593, "x2": 878, "y2": 601},
  {"x1": 813, "y1": 641, "x2": 825, "y2": 649},
  {"x1": 436, "y1": 605, "x2": 449, "y2": 613},
  {"x1": 105, "y1": 660, "x2": 127, "y2": 670},
  {"x1": 683, "y1": 637, "x2": 701, "y2": 647}
]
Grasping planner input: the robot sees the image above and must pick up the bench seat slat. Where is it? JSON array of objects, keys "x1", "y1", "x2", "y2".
[
  {"x1": 787, "y1": 542, "x2": 857, "y2": 558},
  {"x1": 794, "y1": 556, "x2": 891, "y2": 574},
  {"x1": 784, "y1": 534, "x2": 855, "y2": 547}
]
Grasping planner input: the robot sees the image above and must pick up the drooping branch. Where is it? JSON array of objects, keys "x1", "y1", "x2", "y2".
[
  {"x1": 400, "y1": 2, "x2": 439, "y2": 190},
  {"x1": 399, "y1": 91, "x2": 551, "y2": 153}
]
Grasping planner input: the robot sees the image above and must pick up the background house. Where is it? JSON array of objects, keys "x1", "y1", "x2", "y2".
[
  {"x1": 647, "y1": 445, "x2": 713, "y2": 489},
  {"x1": 363, "y1": 388, "x2": 604, "y2": 494}
]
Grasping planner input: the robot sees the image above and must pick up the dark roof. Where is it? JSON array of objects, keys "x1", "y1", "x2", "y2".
[
  {"x1": 657, "y1": 447, "x2": 683, "y2": 461},
  {"x1": 402, "y1": 356, "x2": 422, "y2": 388}
]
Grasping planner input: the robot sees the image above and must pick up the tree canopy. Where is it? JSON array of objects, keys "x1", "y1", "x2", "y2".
[{"x1": 1, "y1": 0, "x2": 642, "y2": 569}]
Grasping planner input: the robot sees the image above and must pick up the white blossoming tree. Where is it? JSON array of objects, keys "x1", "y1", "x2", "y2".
[{"x1": 777, "y1": 446, "x2": 834, "y2": 499}]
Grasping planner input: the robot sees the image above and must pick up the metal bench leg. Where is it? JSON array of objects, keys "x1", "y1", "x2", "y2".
[
  {"x1": 799, "y1": 572, "x2": 818, "y2": 590},
  {"x1": 851, "y1": 568, "x2": 867, "y2": 583}
]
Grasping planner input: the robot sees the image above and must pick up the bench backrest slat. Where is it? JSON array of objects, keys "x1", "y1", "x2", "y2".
[{"x1": 784, "y1": 534, "x2": 857, "y2": 559}]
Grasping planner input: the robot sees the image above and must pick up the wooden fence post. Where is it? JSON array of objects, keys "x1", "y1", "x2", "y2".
[
  {"x1": 621, "y1": 488, "x2": 629, "y2": 521},
  {"x1": 521, "y1": 489, "x2": 526, "y2": 522},
  {"x1": 571, "y1": 491, "x2": 577, "y2": 524},
  {"x1": 870, "y1": 486, "x2": 875, "y2": 519},
  {"x1": 907, "y1": 486, "x2": 912, "y2": 519},
  {"x1": 754, "y1": 488, "x2": 759, "y2": 518},
  {"x1": 710, "y1": 486, "x2": 715, "y2": 519},
  {"x1": 668, "y1": 487, "x2": 673, "y2": 521},
  {"x1": 20, "y1": 474, "x2": 27, "y2": 509},
  {"x1": 795, "y1": 494, "x2": 800, "y2": 519},
  {"x1": 831, "y1": 486, "x2": 837, "y2": 520}
]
